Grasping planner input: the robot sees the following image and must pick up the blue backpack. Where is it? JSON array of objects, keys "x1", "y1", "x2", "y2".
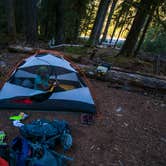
[
  {"x1": 10, "y1": 119, "x2": 73, "y2": 166},
  {"x1": 20, "y1": 119, "x2": 69, "y2": 138},
  {"x1": 10, "y1": 137, "x2": 30, "y2": 166},
  {"x1": 10, "y1": 137, "x2": 73, "y2": 166},
  {"x1": 19, "y1": 119, "x2": 72, "y2": 150}
]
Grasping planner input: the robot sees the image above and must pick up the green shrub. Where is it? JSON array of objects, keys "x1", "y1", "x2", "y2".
[
  {"x1": 64, "y1": 46, "x2": 88, "y2": 55},
  {"x1": 142, "y1": 26, "x2": 166, "y2": 54}
]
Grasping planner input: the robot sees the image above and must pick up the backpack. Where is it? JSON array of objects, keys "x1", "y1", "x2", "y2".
[
  {"x1": 20, "y1": 119, "x2": 70, "y2": 143},
  {"x1": 10, "y1": 137, "x2": 30, "y2": 166},
  {"x1": 27, "y1": 144, "x2": 72, "y2": 166},
  {"x1": 10, "y1": 119, "x2": 73, "y2": 166},
  {"x1": 19, "y1": 119, "x2": 72, "y2": 151},
  {"x1": 10, "y1": 137, "x2": 73, "y2": 166}
]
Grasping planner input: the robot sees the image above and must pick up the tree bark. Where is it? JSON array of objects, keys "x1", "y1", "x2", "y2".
[
  {"x1": 84, "y1": 2, "x2": 96, "y2": 37},
  {"x1": 82, "y1": 2, "x2": 96, "y2": 37},
  {"x1": 54, "y1": 0, "x2": 65, "y2": 44},
  {"x1": 79, "y1": 64, "x2": 166, "y2": 92},
  {"x1": 118, "y1": 0, "x2": 159, "y2": 56},
  {"x1": 113, "y1": 23, "x2": 124, "y2": 48},
  {"x1": 134, "y1": 2, "x2": 157, "y2": 55},
  {"x1": 134, "y1": 14, "x2": 152, "y2": 55},
  {"x1": 15, "y1": 0, "x2": 24, "y2": 33},
  {"x1": 107, "y1": 69, "x2": 166, "y2": 92},
  {"x1": 24, "y1": 0, "x2": 38, "y2": 45},
  {"x1": 109, "y1": 0, "x2": 127, "y2": 45},
  {"x1": 89, "y1": 0, "x2": 111, "y2": 45},
  {"x1": 101, "y1": 0, "x2": 118, "y2": 43},
  {"x1": 5, "y1": 0, "x2": 16, "y2": 41},
  {"x1": 113, "y1": 10, "x2": 128, "y2": 48}
]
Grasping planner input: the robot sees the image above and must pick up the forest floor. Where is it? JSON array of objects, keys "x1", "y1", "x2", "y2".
[
  {"x1": 63, "y1": 46, "x2": 166, "y2": 76},
  {"x1": 0, "y1": 50, "x2": 166, "y2": 166}
]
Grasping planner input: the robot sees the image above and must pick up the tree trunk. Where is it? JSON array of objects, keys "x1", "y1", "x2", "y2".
[
  {"x1": 84, "y1": 4, "x2": 96, "y2": 37},
  {"x1": 109, "y1": 0, "x2": 132, "y2": 45},
  {"x1": 82, "y1": 2, "x2": 96, "y2": 37},
  {"x1": 24, "y1": 0, "x2": 38, "y2": 46},
  {"x1": 134, "y1": 2, "x2": 157, "y2": 55},
  {"x1": 39, "y1": 0, "x2": 55, "y2": 39},
  {"x1": 101, "y1": 0, "x2": 118, "y2": 43},
  {"x1": 134, "y1": 14, "x2": 152, "y2": 55},
  {"x1": 79, "y1": 65, "x2": 166, "y2": 93},
  {"x1": 113, "y1": 10, "x2": 128, "y2": 48},
  {"x1": 54, "y1": 0, "x2": 65, "y2": 44},
  {"x1": 109, "y1": 2, "x2": 125, "y2": 45},
  {"x1": 107, "y1": 69, "x2": 166, "y2": 92},
  {"x1": 118, "y1": 0, "x2": 158, "y2": 56},
  {"x1": 113, "y1": 23, "x2": 124, "y2": 48},
  {"x1": 89, "y1": 0, "x2": 111, "y2": 45},
  {"x1": 5, "y1": 0, "x2": 16, "y2": 41}
]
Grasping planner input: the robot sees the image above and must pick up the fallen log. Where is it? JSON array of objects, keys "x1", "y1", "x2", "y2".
[
  {"x1": 137, "y1": 53, "x2": 166, "y2": 63},
  {"x1": 8, "y1": 45, "x2": 36, "y2": 54},
  {"x1": 111, "y1": 66, "x2": 166, "y2": 80},
  {"x1": 49, "y1": 43, "x2": 84, "y2": 48},
  {"x1": 79, "y1": 64, "x2": 166, "y2": 93},
  {"x1": 107, "y1": 70, "x2": 166, "y2": 92}
]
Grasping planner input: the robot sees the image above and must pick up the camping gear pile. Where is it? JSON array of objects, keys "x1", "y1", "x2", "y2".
[
  {"x1": 10, "y1": 112, "x2": 28, "y2": 127},
  {"x1": 86, "y1": 62, "x2": 111, "y2": 81},
  {"x1": 95, "y1": 63, "x2": 111, "y2": 80},
  {"x1": 0, "y1": 119, "x2": 73, "y2": 166}
]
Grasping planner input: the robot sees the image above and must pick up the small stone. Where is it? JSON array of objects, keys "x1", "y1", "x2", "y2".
[
  {"x1": 91, "y1": 160, "x2": 95, "y2": 164},
  {"x1": 96, "y1": 147, "x2": 100, "y2": 151},
  {"x1": 116, "y1": 106, "x2": 123, "y2": 113},
  {"x1": 119, "y1": 160, "x2": 124, "y2": 166},
  {"x1": 124, "y1": 122, "x2": 128, "y2": 127},
  {"x1": 154, "y1": 101, "x2": 159, "y2": 106},
  {"x1": 160, "y1": 104, "x2": 166, "y2": 108},
  {"x1": 114, "y1": 147, "x2": 119, "y2": 151},
  {"x1": 90, "y1": 145, "x2": 95, "y2": 150},
  {"x1": 0, "y1": 61, "x2": 6, "y2": 68},
  {"x1": 160, "y1": 137, "x2": 166, "y2": 143},
  {"x1": 88, "y1": 71, "x2": 94, "y2": 75},
  {"x1": 116, "y1": 114, "x2": 123, "y2": 117}
]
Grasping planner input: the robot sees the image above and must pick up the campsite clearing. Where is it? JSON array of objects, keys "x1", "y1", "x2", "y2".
[{"x1": 0, "y1": 52, "x2": 166, "y2": 166}]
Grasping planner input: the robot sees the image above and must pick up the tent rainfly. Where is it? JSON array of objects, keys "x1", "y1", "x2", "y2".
[{"x1": 0, "y1": 51, "x2": 96, "y2": 113}]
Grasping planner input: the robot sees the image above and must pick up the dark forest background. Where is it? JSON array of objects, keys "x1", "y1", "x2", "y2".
[{"x1": 0, "y1": 0, "x2": 166, "y2": 56}]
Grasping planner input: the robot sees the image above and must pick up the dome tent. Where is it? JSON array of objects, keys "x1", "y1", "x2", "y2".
[{"x1": 0, "y1": 50, "x2": 96, "y2": 113}]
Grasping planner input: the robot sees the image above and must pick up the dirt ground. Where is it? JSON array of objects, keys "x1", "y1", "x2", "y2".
[{"x1": 0, "y1": 51, "x2": 166, "y2": 166}]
